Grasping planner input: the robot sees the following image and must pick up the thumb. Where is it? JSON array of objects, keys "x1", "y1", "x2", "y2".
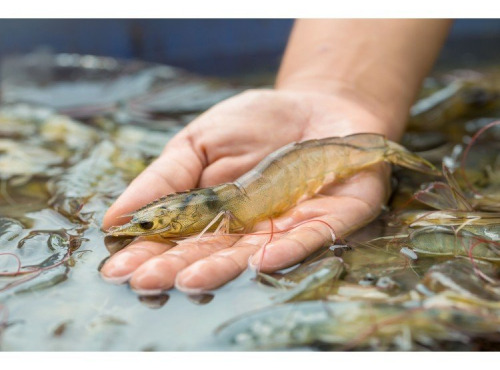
[{"x1": 102, "y1": 135, "x2": 205, "y2": 230}]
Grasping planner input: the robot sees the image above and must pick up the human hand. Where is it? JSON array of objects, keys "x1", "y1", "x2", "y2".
[{"x1": 100, "y1": 89, "x2": 394, "y2": 294}]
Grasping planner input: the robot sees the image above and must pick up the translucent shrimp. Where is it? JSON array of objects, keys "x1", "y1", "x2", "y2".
[
  {"x1": 409, "y1": 225, "x2": 500, "y2": 261},
  {"x1": 215, "y1": 301, "x2": 500, "y2": 351},
  {"x1": 258, "y1": 256, "x2": 345, "y2": 302},
  {"x1": 107, "y1": 133, "x2": 438, "y2": 240},
  {"x1": 409, "y1": 79, "x2": 500, "y2": 130}
]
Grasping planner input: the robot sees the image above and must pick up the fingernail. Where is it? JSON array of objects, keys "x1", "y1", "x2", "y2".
[
  {"x1": 176, "y1": 284, "x2": 206, "y2": 295},
  {"x1": 131, "y1": 287, "x2": 165, "y2": 296},
  {"x1": 249, "y1": 245, "x2": 283, "y2": 272},
  {"x1": 100, "y1": 272, "x2": 133, "y2": 285},
  {"x1": 100, "y1": 252, "x2": 136, "y2": 278},
  {"x1": 174, "y1": 275, "x2": 206, "y2": 295},
  {"x1": 273, "y1": 217, "x2": 295, "y2": 230},
  {"x1": 130, "y1": 269, "x2": 171, "y2": 292},
  {"x1": 249, "y1": 245, "x2": 274, "y2": 268},
  {"x1": 248, "y1": 254, "x2": 261, "y2": 271}
]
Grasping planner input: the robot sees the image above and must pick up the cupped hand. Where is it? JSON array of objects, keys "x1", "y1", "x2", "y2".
[{"x1": 100, "y1": 89, "x2": 394, "y2": 294}]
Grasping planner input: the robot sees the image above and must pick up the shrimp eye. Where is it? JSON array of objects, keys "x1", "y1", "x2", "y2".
[{"x1": 139, "y1": 221, "x2": 154, "y2": 230}]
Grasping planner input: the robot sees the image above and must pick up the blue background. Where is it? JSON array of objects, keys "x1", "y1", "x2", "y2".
[{"x1": 0, "y1": 19, "x2": 499, "y2": 76}]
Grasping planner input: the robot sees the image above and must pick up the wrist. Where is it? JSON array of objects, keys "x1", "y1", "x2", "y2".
[{"x1": 274, "y1": 19, "x2": 452, "y2": 139}]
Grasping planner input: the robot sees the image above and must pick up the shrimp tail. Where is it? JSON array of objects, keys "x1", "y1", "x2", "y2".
[{"x1": 385, "y1": 140, "x2": 440, "y2": 176}]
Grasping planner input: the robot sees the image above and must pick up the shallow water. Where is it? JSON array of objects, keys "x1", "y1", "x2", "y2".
[{"x1": 1, "y1": 53, "x2": 500, "y2": 351}]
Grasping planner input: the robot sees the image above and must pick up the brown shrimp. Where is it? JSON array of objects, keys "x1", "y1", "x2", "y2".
[{"x1": 107, "y1": 133, "x2": 438, "y2": 240}]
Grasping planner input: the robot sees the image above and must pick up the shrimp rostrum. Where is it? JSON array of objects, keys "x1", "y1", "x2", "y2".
[{"x1": 107, "y1": 133, "x2": 438, "y2": 240}]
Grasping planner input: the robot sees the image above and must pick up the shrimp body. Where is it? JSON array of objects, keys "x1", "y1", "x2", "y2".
[{"x1": 107, "y1": 133, "x2": 438, "y2": 239}]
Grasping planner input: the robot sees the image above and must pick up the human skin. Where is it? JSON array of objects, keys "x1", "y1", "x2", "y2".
[{"x1": 100, "y1": 19, "x2": 452, "y2": 294}]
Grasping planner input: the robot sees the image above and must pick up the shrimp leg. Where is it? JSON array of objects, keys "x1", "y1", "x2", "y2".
[{"x1": 195, "y1": 210, "x2": 236, "y2": 241}]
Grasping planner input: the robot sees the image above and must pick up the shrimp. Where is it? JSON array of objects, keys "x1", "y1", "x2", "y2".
[
  {"x1": 258, "y1": 256, "x2": 345, "y2": 302},
  {"x1": 215, "y1": 300, "x2": 500, "y2": 350},
  {"x1": 107, "y1": 133, "x2": 438, "y2": 240},
  {"x1": 409, "y1": 79, "x2": 500, "y2": 130},
  {"x1": 409, "y1": 225, "x2": 500, "y2": 261},
  {"x1": 421, "y1": 259, "x2": 500, "y2": 302}
]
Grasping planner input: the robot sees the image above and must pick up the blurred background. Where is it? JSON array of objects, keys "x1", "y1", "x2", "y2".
[{"x1": 0, "y1": 19, "x2": 500, "y2": 79}]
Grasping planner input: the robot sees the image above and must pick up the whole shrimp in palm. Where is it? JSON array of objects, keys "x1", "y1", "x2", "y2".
[{"x1": 108, "y1": 133, "x2": 436, "y2": 240}]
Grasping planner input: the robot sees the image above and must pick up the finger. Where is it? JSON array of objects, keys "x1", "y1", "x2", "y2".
[
  {"x1": 174, "y1": 234, "x2": 269, "y2": 293},
  {"x1": 100, "y1": 240, "x2": 173, "y2": 283},
  {"x1": 128, "y1": 235, "x2": 240, "y2": 294},
  {"x1": 249, "y1": 194, "x2": 381, "y2": 273},
  {"x1": 102, "y1": 135, "x2": 204, "y2": 230}
]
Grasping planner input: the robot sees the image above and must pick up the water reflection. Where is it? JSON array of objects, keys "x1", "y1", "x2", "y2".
[
  {"x1": 187, "y1": 294, "x2": 214, "y2": 305},
  {"x1": 138, "y1": 294, "x2": 170, "y2": 309}
]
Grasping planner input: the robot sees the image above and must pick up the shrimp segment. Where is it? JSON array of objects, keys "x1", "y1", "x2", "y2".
[{"x1": 107, "y1": 133, "x2": 438, "y2": 239}]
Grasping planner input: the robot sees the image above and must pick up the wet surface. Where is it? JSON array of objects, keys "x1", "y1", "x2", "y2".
[{"x1": 0, "y1": 53, "x2": 500, "y2": 351}]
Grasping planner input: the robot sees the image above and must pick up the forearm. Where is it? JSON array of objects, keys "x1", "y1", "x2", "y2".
[{"x1": 276, "y1": 19, "x2": 452, "y2": 139}]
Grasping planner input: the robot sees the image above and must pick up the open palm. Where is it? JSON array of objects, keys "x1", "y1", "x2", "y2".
[{"x1": 101, "y1": 89, "x2": 393, "y2": 294}]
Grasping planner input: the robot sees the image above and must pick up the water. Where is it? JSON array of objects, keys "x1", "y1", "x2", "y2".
[{"x1": 1, "y1": 53, "x2": 500, "y2": 351}]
